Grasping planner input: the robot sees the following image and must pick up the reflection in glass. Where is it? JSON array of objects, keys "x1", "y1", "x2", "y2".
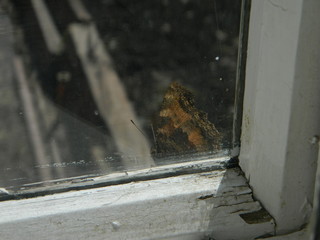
[{"x1": 0, "y1": 0, "x2": 242, "y2": 191}]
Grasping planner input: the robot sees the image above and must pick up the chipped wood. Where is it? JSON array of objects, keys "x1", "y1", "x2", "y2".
[{"x1": 0, "y1": 168, "x2": 275, "y2": 240}]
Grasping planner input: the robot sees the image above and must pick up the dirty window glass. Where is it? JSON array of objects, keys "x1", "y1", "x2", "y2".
[{"x1": 0, "y1": 0, "x2": 243, "y2": 192}]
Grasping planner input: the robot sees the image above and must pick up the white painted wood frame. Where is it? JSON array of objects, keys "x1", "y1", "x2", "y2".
[
  {"x1": 239, "y1": 0, "x2": 320, "y2": 234},
  {"x1": 0, "y1": 168, "x2": 275, "y2": 240}
]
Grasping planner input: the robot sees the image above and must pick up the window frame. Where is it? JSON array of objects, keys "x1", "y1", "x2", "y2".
[
  {"x1": 239, "y1": 0, "x2": 320, "y2": 234},
  {"x1": 0, "y1": 0, "x2": 319, "y2": 239},
  {"x1": 0, "y1": 166, "x2": 276, "y2": 240}
]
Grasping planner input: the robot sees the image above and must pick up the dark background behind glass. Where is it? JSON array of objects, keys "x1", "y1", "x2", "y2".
[{"x1": 0, "y1": 0, "x2": 241, "y2": 190}]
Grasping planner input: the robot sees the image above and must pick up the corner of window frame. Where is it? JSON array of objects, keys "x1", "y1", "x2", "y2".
[{"x1": 239, "y1": 0, "x2": 320, "y2": 235}]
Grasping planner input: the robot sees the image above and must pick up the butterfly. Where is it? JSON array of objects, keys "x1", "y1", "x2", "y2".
[{"x1": 152, "y1": 82, "x2": 221, "y2": 157}]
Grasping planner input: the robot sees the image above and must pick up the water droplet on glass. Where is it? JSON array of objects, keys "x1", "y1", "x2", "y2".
[
  {"x1": 109, "y1": 38, "x2": 118, "y2": 50},
  {"x1": 161, "y1": 23, "x2": 171, "y2": 33},
  {"x1": 0, "y1": 188, "x2": 9, "y2": 196},
  {"x1": 56, "y1": 71, "x2": 71, "y2": 82},
  {"x1": 111, "y1": 221, "x2": 121, "y2": 231},
  {"x1": 185, "y1": 10, "x2": 194, "y2": 19},
  {"x1": 309, "y1": 135, "x2": 319, "y2": 145}
]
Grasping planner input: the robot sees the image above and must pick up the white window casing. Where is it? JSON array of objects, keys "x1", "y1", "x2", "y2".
[
  {"x1": 0, "y1": 166, "x2": 275, "y2": 240},
  {"x1": 240, "y1": 0, "x2": 320, "y2": 234}
]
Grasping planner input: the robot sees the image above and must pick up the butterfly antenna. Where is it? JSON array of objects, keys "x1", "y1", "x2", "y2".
[
  {"x1": 130, "y1": 120, "x2": 146, "y2": 138},
  {"x1": 150, "y1": 123, "x2": 157, "y2": 146}
]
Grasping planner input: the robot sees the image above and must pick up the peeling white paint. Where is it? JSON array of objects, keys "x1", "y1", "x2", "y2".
[
  {"x1": 0, "y1": 168, "x2": 274, "y2": 240},
  {"x1": 240, "y1": 0, "x2": 320, "y2": 234}
]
